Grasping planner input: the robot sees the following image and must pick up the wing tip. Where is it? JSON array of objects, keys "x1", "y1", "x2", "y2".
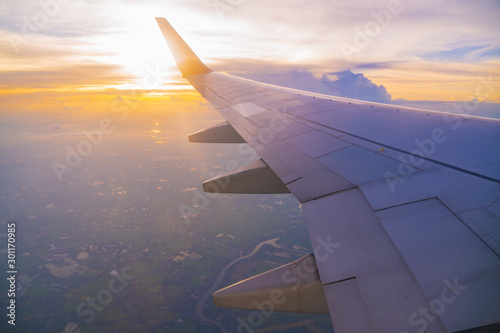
[{"x1": 155, "y1": 17, "x2": 212, "y2": 77}]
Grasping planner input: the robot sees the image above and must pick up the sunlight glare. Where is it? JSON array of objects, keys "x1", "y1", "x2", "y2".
[{"x1": 87, "y1": 4, "x2": 229, "y2": 91}]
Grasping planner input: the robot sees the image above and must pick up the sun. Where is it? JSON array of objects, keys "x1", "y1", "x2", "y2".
[
  {"x1": 89, "y1": 4, "x2": 227, "y2": 91},
  {"x1": 81, "y1": 3, "x2": 237, "y2": 91}
]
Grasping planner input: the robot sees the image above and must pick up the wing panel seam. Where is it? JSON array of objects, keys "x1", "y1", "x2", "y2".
[{"x1": 287, "y1": 113, "x2": 500, "y2": 183}]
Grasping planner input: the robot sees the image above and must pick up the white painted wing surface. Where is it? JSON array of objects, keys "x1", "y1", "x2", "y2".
[{"x1": 156, "y1": 18, "x2": 500, "y2": 333}]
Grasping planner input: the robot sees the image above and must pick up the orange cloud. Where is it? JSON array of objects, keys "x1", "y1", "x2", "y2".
[{"x1": 0, "y1": 63, "x2": 134, "y2": 90}]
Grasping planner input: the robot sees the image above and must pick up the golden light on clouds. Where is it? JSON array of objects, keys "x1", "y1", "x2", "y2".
[
  {"x1": 368, "y1": 60, "x2": 500, "y2": 101},
  {"x1": 0, "y1": 0, "x2": 499, "y2": 115}
]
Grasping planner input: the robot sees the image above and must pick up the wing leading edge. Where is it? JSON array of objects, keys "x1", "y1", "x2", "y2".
[{"x1": 155, "y1": 18, "x2": 500, "y2": 333}]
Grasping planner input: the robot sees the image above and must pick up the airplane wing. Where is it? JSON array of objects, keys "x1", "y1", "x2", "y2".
[{"x1": 155, "y1": 17, "x2": 500, "y2": 332}]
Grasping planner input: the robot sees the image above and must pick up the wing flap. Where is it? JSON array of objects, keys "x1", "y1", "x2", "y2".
[
  {"x1": 377, "y1": 198, "x2": 500, "y2": 331},
  {"x1": 303, "y1": 189, "x2": 449, "y2": 332},
  {"x1": 213, "y1": 254, "x2": 329, "y2": 314},
  {"x1": 323, "y1": 279, "x2": 377, "y2": 333}
]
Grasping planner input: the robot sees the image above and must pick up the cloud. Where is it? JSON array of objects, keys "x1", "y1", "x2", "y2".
[
  {"x1": 0, "y1": 0, "x2": 120, "y2": 38},
  {"x1": 239, "y1": 69, "x2": 392, "y2": 103},
  {"x1": 1, "y1": 0, "x2": 499, "y2": 103},
  {"x1": 420, "y1": 44, "x2": 500, "y2": 63},
  {"x1": 322, "y1": 71, "x2": 392, "y2": 102},
  {"x1": 193, "y1": 0, "x2": 500, "y2": 66},
  {"x1": 465, "y1": 42, "x2": 500, "y2": 61},
  {"x1": 0, "y1": 28, "x2": 107, "y2": 60},
  {"x1": 0, "y1": 63, "x2": 133, "y2": 89},
  {"x1": 392, "y1": 100, "x2": 500, "y2": 119}
]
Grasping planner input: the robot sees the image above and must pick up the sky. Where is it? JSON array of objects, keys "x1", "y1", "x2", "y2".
[
  {"x1": 1, "y1": 0, "x2": 500, "y2": 116},
  {"x1": 0, "y1": 2, "x2": 498, "y2": 331}
]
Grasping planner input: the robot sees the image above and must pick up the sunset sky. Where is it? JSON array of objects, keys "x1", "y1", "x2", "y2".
[{"x1": 1, "y1": 0, "x2": 499, "y2": 115}]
